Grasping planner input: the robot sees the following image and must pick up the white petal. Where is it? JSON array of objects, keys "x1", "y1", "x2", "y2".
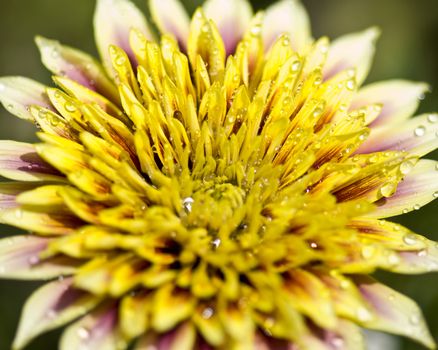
[
  {"x1": 369, "y1": 159, "x2": 438, "y2": 218},
  {"x1": 94, "y1": 0, "x2": 154, "y2": 79},
  {"x1": 35, "y1": 36, "x2": 119, "y2": 102},
  {"x1": 149, "y1": 0, "x2": 190, "y2": 50},
  {"x1": 358, "y1": 113, "x2": 438, "y2": 156},
  {"x1": 323, "y1": 27, "x2": 380, "y2": 85},
  {"x1": 203, "y1": 0, "x2": 253, "y2": 55},
  {"x1": 0, "y1": 77, "x2": 53, "y2": 121},
  {"x1": 350, "y1": 80, "x2": 429, "y2": 126},
  {"x1": 0, "y1": 235, "x2": 76, "y2": 280},
  {"x1": 13, "y1": 278, "x2": 100, "y2": 350},
  {"x1": 263, "y1": 0, "x2": 312, "y2": 53}
]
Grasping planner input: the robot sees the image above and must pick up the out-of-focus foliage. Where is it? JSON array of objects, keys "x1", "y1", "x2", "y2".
[{"x1": 0, "y1": 1, "x2": 437, "y2": 349}]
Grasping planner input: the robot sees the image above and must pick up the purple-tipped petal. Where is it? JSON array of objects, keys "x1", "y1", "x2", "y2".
[
  {"x1": 0, "y1": 77, "x2": 54, "y2": 121},
  {"x1": 353, "y1": 275, "x2": 435, "y2": 349},
  {"x1": 357, "y1": 113, "x2": 438, "y2": 156},
  {"x1": 134, "y1": 323, "x2": 196, "y2": 350},
  {"x1": 263, "y1": 0, "x2": 312, "y2": 53},
  {"x1": 60, "y1": 302, "x2": 126, "y2": 350},
  {"x1": 323, "y1": 27, "x2": 380, "y2": 85},
  {"x1": 203, "y1": 0, "x2": 253, "y2": 56},
  {"x1": 35, "y1": 36, "x2": 119, "y2": 102},
  {"x1": 369, "y1": 159, "x2": 438, "y2": 218},
  {"x1": 94, "y1": 0, "x2": 155, "y2": 79},
  {"x1": 149, "y1": 0, "x2": 190, "y2": 51},
  {"x1": 350, "y1": 80, "x2": 429, "y2": 127},
  {"x1": 0, "y1": 141, "x2": 63, "y2": 181},
  {"x1": 13, "y1": 278, "x2": 101, "y2": 350},
  {"x1": 0, "y1": 235, "x2": 77, "y2": 280},
  {"x1": 0, "y1": 182, "x2": 37, "y2": 209}
]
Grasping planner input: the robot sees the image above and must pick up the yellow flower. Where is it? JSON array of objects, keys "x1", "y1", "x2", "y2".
[{"x1": 0, "y1": 0, "x2": 437, "y2": 349}]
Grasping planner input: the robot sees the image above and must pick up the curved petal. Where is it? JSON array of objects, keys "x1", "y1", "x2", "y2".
[
  {"x1": 13, "y1": 278, "x2": 101, "y2": 350},
  {"x1": 149, "y1": 0, "x2": 190, "y2": 51},
  {"x1": 353, "y1": 275, "x2": 435, "y2": 349},
  {"x1": 134, "y1": 323, "x2": 196, "y2": 350},
  {"x1": 0, "y1": 77, "x2": 53, "y2": 121},
  {"x1": 357, "y1": 113, "x2": 438, "y2": 156},
  {"x1": 263, "y1": 0, "x2": 312, "y2": 53},
  {"x1": 323, "y1": 27, "x2": 380, "y2": 85},
  {"x1": 369, "y1": 159, "x2": 438, "y2": 218},
  {"x1": 203, "y1": 0, "x2": 253, "y2": 55},
  {"x1": 35, "y1": 36, "x2": 119, "y2": 102},
  {"x1": 395, "y1": 240, "x2": 438, "y2": 274},
  {"x1": 350, "y1": 80, "x2": 429, "y2": 126},
  {"x1": 0, "y1": 235, "x2": 77, "y2": 280},
  {"x1": 94, "y1": 0, "x2": 154, "y2": 79},
  {"x1": 0, "y1": 141, "x2": 63, "y2": 181},
  {"x1": 0, "y1": 182, "x2": 37, "y2": 209},
  {"x1": 60, "y1": 302, "x2": 126, "y2": 350}
]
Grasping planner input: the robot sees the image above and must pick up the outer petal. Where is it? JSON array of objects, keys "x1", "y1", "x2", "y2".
[
  {"x1": 323, "y1": 27, "x2": 380, "y2": 85},
  {"x1": 60, "y1": 303, "x2": 127, "y2": 350},
  {"x1": 263, "y1": 0, "x2": 312, "y2": 53},
  {"x1": 357, "y1": 113, "x2": 438, "y2": 156},
  {"x1": 149, "y1": 0, "x2": 190, "y2": 50},
  {"x1": 0, "y1": 182, "x2": 37, "y2": 209},
  {"x1": 0, "y1": 77, "x2": 54, "y2": 121},
  {"x1": 0, "y1": 235, "x2": 77, "y2": 280},
  {"x1": 350, "y1": 80, "x2": 429, "y2": 126},
  {"x1": 203, "y1": 0, "x2": 253, "y2": 55},
  {"x1": 35, "y1": 36, "x2": 119, "y2": 102},
  {"x1": 13, "y1": 278, "x2": 101, "y2": 350},
  {"x1": 353, "y1": 276, "x2": 435, "y2": 349},
  {"x1": 369, "y1": 159, "x2": 438, "y2": 218},
  {"x1": 0, "y1": 141, "x2": 63, "y2": 181},
  {"x1": 94, "y1": 0, "x2": 154, "y2": 79}
]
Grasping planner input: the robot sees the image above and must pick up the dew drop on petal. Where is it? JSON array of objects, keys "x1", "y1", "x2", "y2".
[
  {"x1": 291, "y1": 60, "x2": 301, "y2": 72},
  {"x1": 346, "y1": 79, "x2": 356, "y2": 91},
  {"x1": 15, "y1": 209, "x2": 23, "y2": 219},
  {"x1": 28, "y1": 256, "x2": 39, "y2": 265},
  {"x1": 427, "y1": 113, "x2": 438, "y2": 123},
  {"x1": 331, "y1": 335, "x2": 344, "y2": 349},
  {"x1": 361, "y1": 246, "x2": 375, "y2": 259},
  {"x1": 357, "y1": 307, "x2": 372, "y2": 322},
  {"x1": 201, "y1": 307, "x2": 214, "y2": 319},
  {"x1": 380, "y1": 182, "x2": 396, "y2": 198},
  {"x1": 211, "y1": 238, "x2": 221, "y2": 249},
  {"x1": 410, "y1": 314, "x2": 420, "y2": 325},
  {"x1": 433, "y1": 191, "x2": 438, "y2": 198},
  {"x1": 115, "y1": 56, "x2": 126, "y2": 66},
  {"x1": 413, "y1": 204, "x2": 421, "y2": 210},
  {"x1": 182, "y1": 197, "x2": 194, "y2": 213},
  {"x1": 403, "y1": 234, "x2": 418, "y2": 246},
  {"x1": 65, "y1": 102, "x2": 77, "y2": 113},
  {"x1": 414, "y1": 125, "x2": 426, "y2": 137},
  {"x1": 77, "y1": 327, "x2": 90, "y2": 340},
  {"x1": 399, "y1": 160, "x2": 414, "y2": 175},
  {"x1": 250, "y1": 24, "x2": 262, "y2": 36},
  {"x1": 309, "y1": 241, "x2": 318, "y2": 249}
]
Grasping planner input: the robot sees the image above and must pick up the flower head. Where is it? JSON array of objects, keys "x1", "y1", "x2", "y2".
[{"x1": 0, "y1": 0, "x2": 438, "y2": 349}]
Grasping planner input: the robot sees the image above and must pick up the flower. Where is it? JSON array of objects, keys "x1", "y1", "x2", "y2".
[{"x1": 0, "y1": 0, "x2": 437, "y2": 349}]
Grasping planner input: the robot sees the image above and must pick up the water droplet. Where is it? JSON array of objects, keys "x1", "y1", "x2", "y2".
[
  {"x1": 115, "y1": 56, "x2": 126, "y2": 66},
  {"x1": 410, "y1": 314, "x2": 420, "y2": 325},
  {"x1": 77, "y1": 327, "x2": 90, "y2": 339},
  {"x1": 15, "y1": 209, "x2": 23, "y2": 219},
  {"x1": 202, "y1": 307, "x2": 214, "y2": 319},
  {"x1": 28, "y1": 256, "x2": 39, "y2": 265},
  {"x1": 403, "y1": 234, "x2": 418, "y2": 246},
  {"x1": 361, "y1": 246, "x2": 375, "y2": 259},
  {"x1": 331, "y1": 336, "x2": 344, "y2": 349},
  {"x1": 400, "y1": 160, "x2": 414, "y2": 175},
  {"x1": 427, "y1": 113, "x2": 438, "y2": 123},
  {"x1": 417, "y1": 249, "x2": 427, "y2": 257},
  {"x1": 380, "y1": 182, "x2": 396, "y2": 198},
  {"x1": 418, "y1": 93, "x2": 425, "y2": 100},
  {"x1": 233, "y1": 74, "x2": 240, "y2": 83},
  {"x1": 250, "y1": 24, "x2": 262, "y2": 36},
  {"x1": 51, "y1": 48, "x2": 60, "y2": 58},
  {"x1": 65, "y1": 102, "x2": 77, "y2": 113},
  {"x1": 211, "y1": 238, "x2": 221, "y2": 249},
  {"x1": 291, "y1": 60, "x2": 301, "y2": 72},
  {"x1": 402, "y1": 208, "x2": 409, "y2": 214},
  {"x1": 201, "y1": 23, "x2": 210, "y2": 33},
  {"x1": 414, "y1": 125, "x2": 426, "y2": 137},
  {"x1": 413, "y1": 204, "x2": 421, "y2": 210},
  {"x1": 433, "y1": 191, "x2": 438, "y2": 198},
  {"x1": 346, "y1": 79, "x2": 356, "y2": 91},
  {"x1": 38, "y1": 110, "x2": 48, "y2": 119},
  {"x1": 313, "y1": 108, "x2": 323, "y2": 118},
  {"x1": 357, "y1": 307, "x2": 372, "y2": 321},
  {"x1": 46, "y1": 309, "x2": 57, "y2": 319},
  {"x1": 309, "y1": 241, "x2": 318, "y2": 249},
  {"x1": 182, "y1": 197, "x2": 194, "y2": 213},
  {"x1": 387, "y1": 253, "x2": 400, "y2": 265},
  {"x1": 313, "y1": 77, "x2": 322, "y2": 86}
]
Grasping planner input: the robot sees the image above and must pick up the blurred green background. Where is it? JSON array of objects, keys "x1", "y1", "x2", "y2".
[{"x1": 0, "y1": 0, "x2": 437, "y2": 349}]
